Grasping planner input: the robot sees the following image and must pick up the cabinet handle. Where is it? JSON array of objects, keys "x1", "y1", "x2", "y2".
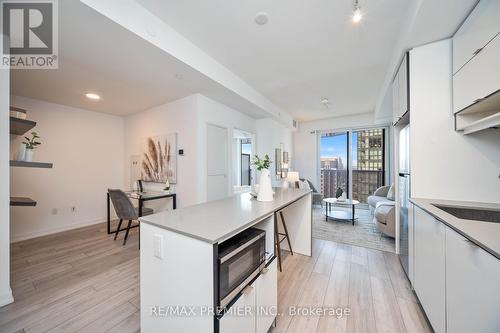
[
  {"x1": 473, "y1": 48, "x2": 483, "y2": 56},
  {"x1": 261, "y1": 267, "x2": 269, "y2": 274},
  {"x1": 242, "y1": 285, "x2": 254, "y2": 295}
]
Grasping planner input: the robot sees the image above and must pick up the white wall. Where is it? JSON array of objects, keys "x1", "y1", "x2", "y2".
[
  {"x1": 255, "y1": 118, "x2": 293, "y2": 186},
  {"x1": 125, "y1": 95, "x2": 200, "y2": 208},
  {"x1": 9, "y1": 96, "x2": 126, "y2": 242},
  {"x1": 197, "y1": 95, "x2": 257, "y2": 201},
  {"x1": 410, "y1": 39, "x2": 500, "y2": 203},
  {"x1": 294, "y1": 112, "x2": 384, "y2": 188},
  {"x1": 0, "y1": 55, "x2": 13, "y2": 306},
  {"x1": 125, "y1": 94, "x2": 258, "y2": 205}
]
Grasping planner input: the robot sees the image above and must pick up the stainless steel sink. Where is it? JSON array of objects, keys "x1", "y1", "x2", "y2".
[{"x1": 432, "y1": 204, "x2": 500, "y2": 223}]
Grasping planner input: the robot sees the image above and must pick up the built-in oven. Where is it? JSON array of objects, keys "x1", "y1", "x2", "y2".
[{"x1": 217, "y1": 227, "x2": 266, "y2": 309}]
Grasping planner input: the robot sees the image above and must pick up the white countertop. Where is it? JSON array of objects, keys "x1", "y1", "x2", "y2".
[
  {"x1": 140, "y1": 188, "x2": 312, "y2": 244},
  {"x1": 410, "y1": 198, "x2": 500, "y2": 260}
]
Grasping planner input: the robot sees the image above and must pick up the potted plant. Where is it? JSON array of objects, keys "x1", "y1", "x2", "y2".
[
  {"x1": 252, "y1": 154, "x2": 273, "y2": 202},
  {"x1": 22, "y1": 132, "x2": 41, "y2": 162}
]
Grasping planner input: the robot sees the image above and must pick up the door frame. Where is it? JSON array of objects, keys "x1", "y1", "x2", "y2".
[{"x1": 233, "y1": 128, "x2": 256, "y2": 187}]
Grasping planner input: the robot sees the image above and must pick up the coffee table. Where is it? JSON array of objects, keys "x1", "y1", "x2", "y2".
[{"x1": 323, "y1": 198, "x2": 360, "y2": 225}]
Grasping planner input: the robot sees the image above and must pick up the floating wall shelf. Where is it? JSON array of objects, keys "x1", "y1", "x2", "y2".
[
  {"x1": 9, "y1": 117, "x2": 36, "y2": 136},
  {"x1": 10, "y1": 197, "x2": 37, "y2": 207},
  {"x1": 9, "y1": 160, "x2": 53, "y2": 168}
]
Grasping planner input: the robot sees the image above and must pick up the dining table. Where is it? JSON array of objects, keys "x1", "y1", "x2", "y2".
[{"x1": 106, "y1": 190, "x2": 176, "y2": 234}]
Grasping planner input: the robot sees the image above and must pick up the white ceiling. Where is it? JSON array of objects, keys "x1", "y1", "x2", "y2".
[
  {"x1": 137, "y1": 0, "x2": 411, "y2": 121},
  {"x1": 10, "y1": 0, "x2": 271, "y2": 118},
  {"x1": 11, "y1": 0, "x2": 479, "y2": 122}
]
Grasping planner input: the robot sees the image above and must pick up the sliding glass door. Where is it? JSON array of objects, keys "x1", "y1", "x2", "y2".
[
  {"x1": 320, "y1": 128, "x2": 386, "y2": 205},
  {"x1": 320, "y1": 132, "x2": 349, "y2": 198},
  {"x1": 352, "y1": 128, "x2": 385, "y2": 204}
]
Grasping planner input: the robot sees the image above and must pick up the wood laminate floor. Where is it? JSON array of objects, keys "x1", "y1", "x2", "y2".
[{"x1": 0, "y1": 222, "x2": 431, "y2": 333}]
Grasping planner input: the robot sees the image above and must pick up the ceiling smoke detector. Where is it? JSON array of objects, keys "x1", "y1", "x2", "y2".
[
  {"x1": 254, "y1": 12, "x2": 269, "y2": 25},
  {"x1": 321, "y1": 97, "x2": 330, "y2": 109}
]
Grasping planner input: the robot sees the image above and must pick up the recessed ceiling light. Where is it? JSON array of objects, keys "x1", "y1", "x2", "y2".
[
  {"x1": 352, "y1": 0, "x2": 362, "y2": 23},
  {"x1": 85, "y1": 93, "x2": 100, "y2": 100},
  {"x1": 255, "y1": 12, "x2": 269, "y2": 25}
]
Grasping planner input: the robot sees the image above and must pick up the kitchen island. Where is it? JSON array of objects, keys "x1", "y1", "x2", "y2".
[{"x1": 139, "y1": 188, "x2": 312, "y2": 333}]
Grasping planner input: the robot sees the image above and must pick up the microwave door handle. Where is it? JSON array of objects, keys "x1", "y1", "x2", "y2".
[
  {"x1": 219, "y1": 234, "x2": 265, "y2": 263},
  {"x1": 241, "y1": 285, "x2": 254, "y2": 295}
]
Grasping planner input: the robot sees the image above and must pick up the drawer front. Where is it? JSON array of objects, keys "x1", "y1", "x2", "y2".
[{"x1": 219, "y1": 282, "x2": 256, "y2": 333}]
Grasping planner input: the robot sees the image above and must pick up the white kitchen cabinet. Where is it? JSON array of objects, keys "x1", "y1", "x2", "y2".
[
  {"x1": 256, "y1": 260, "x2": 278, "y2": 333},
  {"x1": 446, "y1": 228, "x2": 500, "y2": 333},
  {"x1": 220, "y1": 260, "x2": 278, "y2": 333},
  {"x1": 407, "y1": 203, "x2": 415, "y2": 285},
  {"x1": 392, "y1": 53, "x2": 409, "y2": 124},
  {"x1": 398, "y1": 55, "x2": 408, "y2": 119},
  {"x1": 392, "y1": 68, "x2": 400, "y2": 124},
  {"x1": 219, "y1": 281, "x2": 256, "y2": 333},
  {"x1": 413, "y1": 206, "x2": 446, "y2": 333},
  {"x1": 452, "y1": 0, "x2": 500, "y2": 74},
  {"x1": 453, "y1": 33, "x2": 500, "y2": 113}
]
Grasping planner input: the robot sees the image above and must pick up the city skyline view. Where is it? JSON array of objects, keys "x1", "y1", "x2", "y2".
[
  {"x1": 320, "y1": 133, "x2": 358, "y2": 169},
  {"x1": 320, "y1": 129, "x2": 385, "y2": 203}
]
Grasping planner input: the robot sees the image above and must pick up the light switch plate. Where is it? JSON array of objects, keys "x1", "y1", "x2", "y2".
[{"x1": 153, "y1": 234, "x2": 164, "y2": 259}]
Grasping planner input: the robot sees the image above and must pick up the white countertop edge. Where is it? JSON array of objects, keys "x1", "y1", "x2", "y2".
[{"x1": 140, "y1": 189, "x2": 312, "y2": 244}]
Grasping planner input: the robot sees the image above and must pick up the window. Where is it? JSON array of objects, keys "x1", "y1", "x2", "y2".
[{"x1": 320, "y1": 128, "x2": 386, "y2": 204}]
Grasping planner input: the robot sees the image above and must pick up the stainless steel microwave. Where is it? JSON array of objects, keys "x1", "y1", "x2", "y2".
[{"x1": 217, "y1": 227, "x2": 266, "y2": 309}]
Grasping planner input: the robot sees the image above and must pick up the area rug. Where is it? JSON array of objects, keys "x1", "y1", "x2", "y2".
[{"x1": 312, "y1": 206, "x2": 396, "y2": 253}]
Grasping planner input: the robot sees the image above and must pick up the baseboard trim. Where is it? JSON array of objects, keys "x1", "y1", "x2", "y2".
[
  {"x1": 0, "y1": 288, "x2": 14, "y2": 307},
  {"x1": 10, "y1": 216, "x2": 115, "y2": 243}
]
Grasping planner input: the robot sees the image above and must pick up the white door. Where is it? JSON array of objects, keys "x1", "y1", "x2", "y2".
[{"x1": 207, "y1": 124, "x2": 228, "y2": 201}]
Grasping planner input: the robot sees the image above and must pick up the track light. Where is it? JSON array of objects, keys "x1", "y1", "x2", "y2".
[{"x1": 352, "y1": 0, "x2": 362, "y2": 23}]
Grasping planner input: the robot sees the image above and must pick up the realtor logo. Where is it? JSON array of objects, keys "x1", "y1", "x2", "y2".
[{"x1": 1, "y1": 0, "x2": 58, "y2": 69}]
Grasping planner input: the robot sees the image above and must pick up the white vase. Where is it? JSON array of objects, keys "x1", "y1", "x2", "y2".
[
  {"x1": 24, "y1": 148, "x2": 34, "y2": 162},
  {"x1": 257, "y1": 169, "x2": 274, "y2": 202},
  {"x1": 17, "y1": 144, "x2": 26, "y2": 161}
]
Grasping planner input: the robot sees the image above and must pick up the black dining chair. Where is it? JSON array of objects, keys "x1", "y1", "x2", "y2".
[{"x1": 108, "y1": 189, "x2": 153, "y2": 246}]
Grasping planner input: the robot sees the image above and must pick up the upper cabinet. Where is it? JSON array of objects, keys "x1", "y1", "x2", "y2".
[
  {"x1": 452, "y1": 0, "x2": 500, "y2": 134},
  {"x1": 392, "y1": 53, "x2": 409, "y2": 125},
  {"x1": 453, "y1": 0, "x2": 500, "y2": 75}
]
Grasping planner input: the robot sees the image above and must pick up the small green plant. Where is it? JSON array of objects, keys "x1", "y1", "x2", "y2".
[
  {"x1": 23, "y1": 132, "x2": 41, "y2": 149},
  {"x1": 252, "y1": 154, "x2": 272, "y2": 171}
]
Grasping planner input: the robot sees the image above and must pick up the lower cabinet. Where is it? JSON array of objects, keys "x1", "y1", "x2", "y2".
[
  {"x1": 219, "y1": 260, "x2": 278, "y2": 333},
  {"x1": 412, "y1": 204, "x2": 500, "y2": 333},
  {"x1": 413, "y1": 206, "x2": 446, "y2": 333},
  {"x1": 446, "y1": 228, "x2": 500, "y2": 333},
  {"x1": 256, "y1": 260, "x2": 278, "y2": 333}
]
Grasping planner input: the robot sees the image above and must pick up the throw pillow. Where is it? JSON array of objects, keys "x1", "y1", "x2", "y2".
[{"x1": 386, "y1": 185, "x2": 395, "y2": 200}]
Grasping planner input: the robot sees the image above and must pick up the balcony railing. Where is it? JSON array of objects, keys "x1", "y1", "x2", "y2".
[{"x1": 320, "y1": 169, "x2": 384, "y2": 204}]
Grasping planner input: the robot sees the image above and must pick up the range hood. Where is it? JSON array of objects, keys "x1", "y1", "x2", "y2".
[{"x1": 455, "y1": 89, "x2": 500, "y2": 135}]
